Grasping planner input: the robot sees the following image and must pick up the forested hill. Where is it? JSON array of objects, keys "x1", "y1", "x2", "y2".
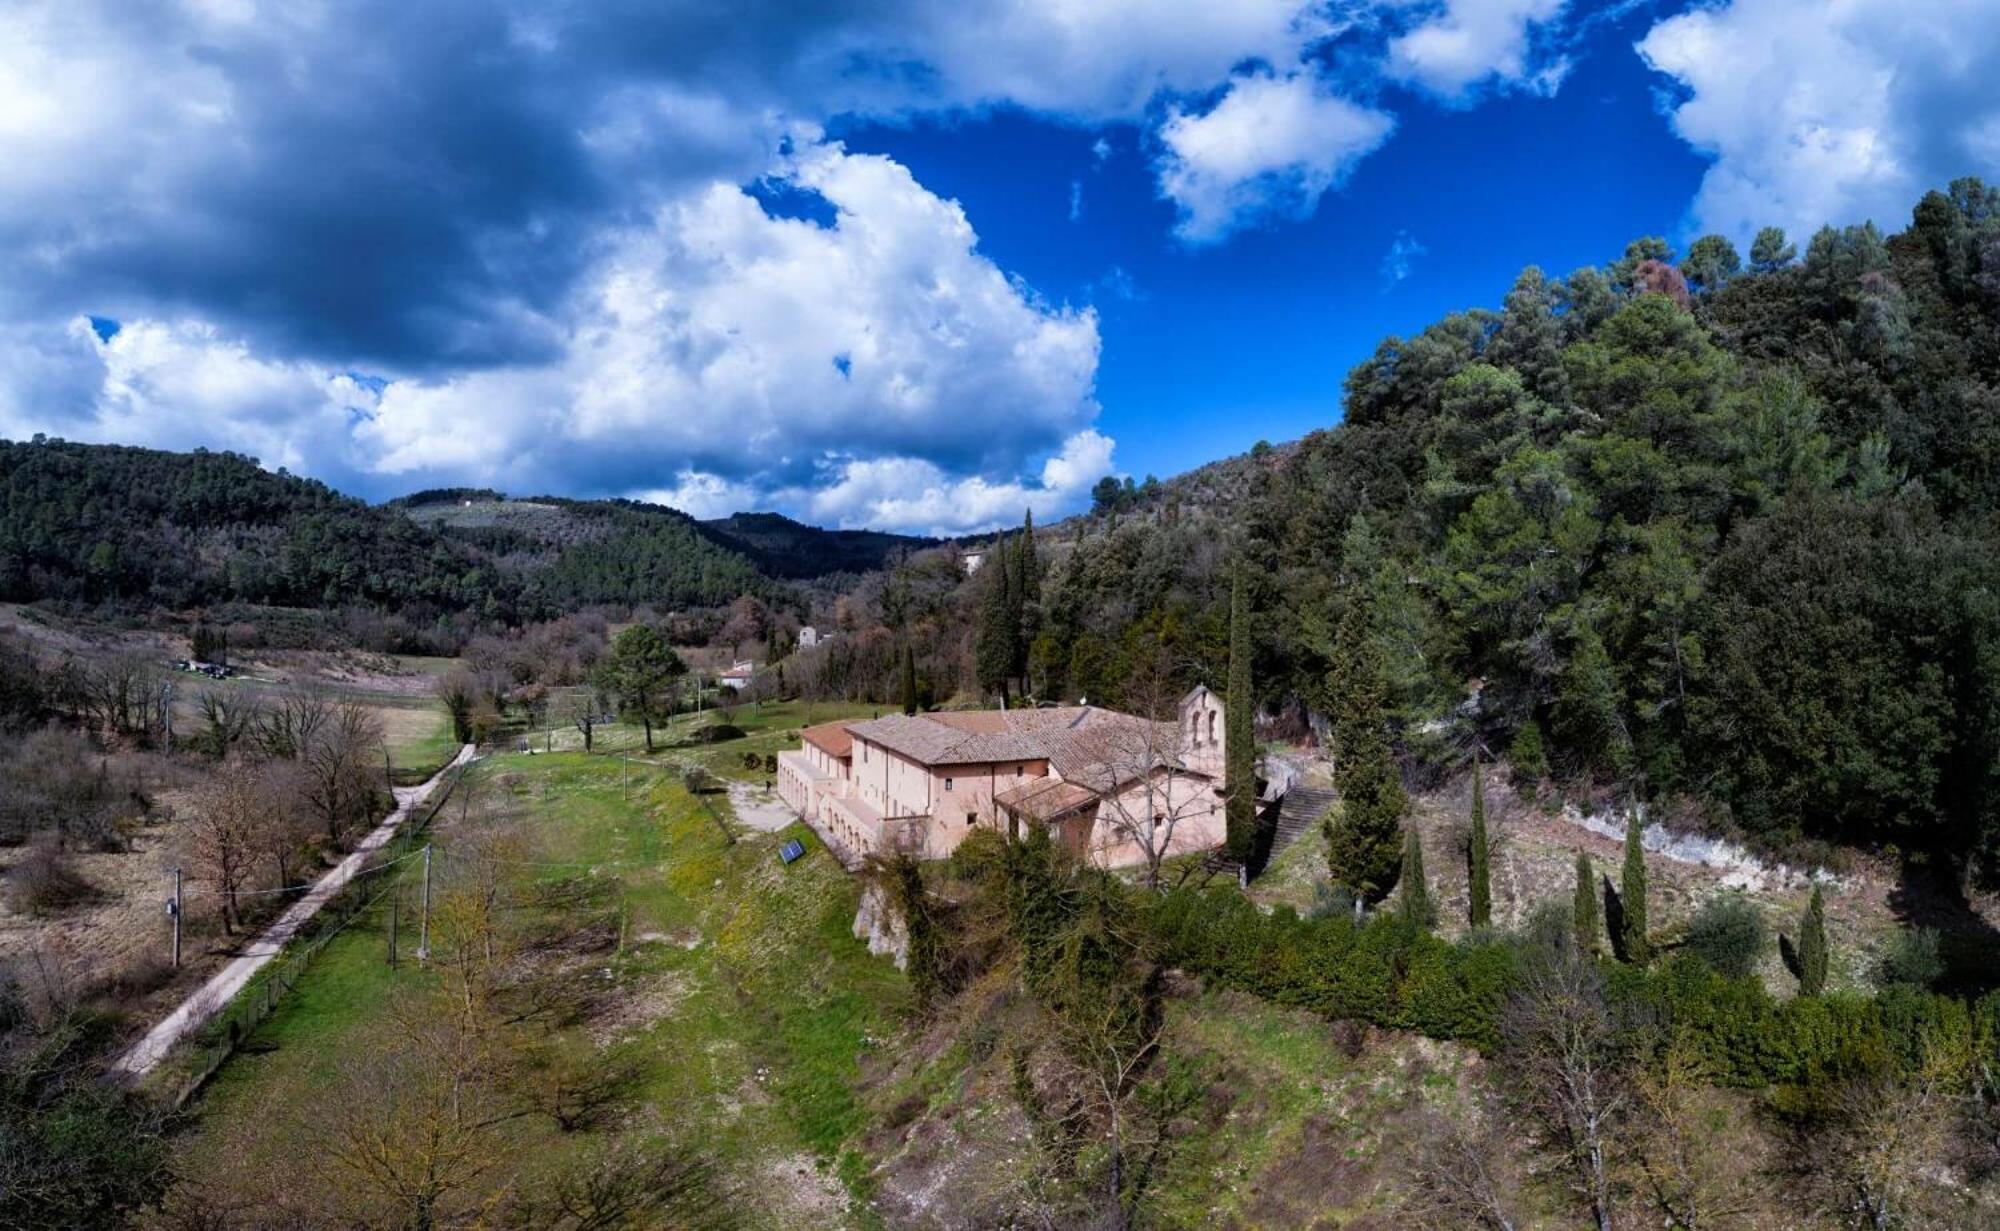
[
  {"x1": 401, "y1": 496, "x2": 922, "y2": 588},
  {"x1": 0, "y1": 444, "x2": 772, "y2": 618},
  {"x1": 956, "y1": 179, "x2": 2000, "y2": 880},
  {"x1": 697, "y1": 511, "x2": 933, "y2": 579},
  {"x1": 0, "y1": 441, "x2": 504, "y2": 613}
]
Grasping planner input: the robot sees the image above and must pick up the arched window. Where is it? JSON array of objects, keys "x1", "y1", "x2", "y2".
[{"x1": 1207, "y1": 712, "x2": 1217, "y2": 743}]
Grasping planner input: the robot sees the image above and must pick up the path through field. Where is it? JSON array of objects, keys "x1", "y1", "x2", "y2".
[{"x1": 108, "y1": 744, "x2": 476, "y2": 1081}]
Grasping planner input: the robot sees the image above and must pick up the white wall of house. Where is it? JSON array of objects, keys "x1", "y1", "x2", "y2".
[{"x1": 1080, "y1": 771, "x2": 1225, "y2": 868}]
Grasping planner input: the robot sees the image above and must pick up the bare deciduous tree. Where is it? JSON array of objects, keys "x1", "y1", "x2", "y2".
[
  {"x1": 1403, "y1": 1101, "x2": 1525, "y2": 1230},
  {"x1": 190, "y1": 761, "x2": 264, "y2": 932},
  {"x1": 1065, "y1": 655, "x2": 1217, "y2": 890},
  {"x1": 1630, "y1": 1032, "x2": 1762, "y2": 1229},
  {"x1": 195, "y1": 688, "x2": 262, "y2": 758},
  {"x1": 302, "y1": 701, "x2": 384, "y2": 845},
  {"x1": 253, "y1": 685, "x2": 332, "y2": 761},
  {"x1": 1501, "y1": 944, "x2": 1626, "y2": 1231}
]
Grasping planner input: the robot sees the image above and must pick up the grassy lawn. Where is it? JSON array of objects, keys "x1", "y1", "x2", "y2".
[
  {"x1": 530, "y1": 699, "x2": 884, "y2": 784},
  {"x1": 383, "y1": 702, "x2": 457, "y2": 785},
  {"x1": 173, "y1": 748, "x2": 906, "y2": 1226}
]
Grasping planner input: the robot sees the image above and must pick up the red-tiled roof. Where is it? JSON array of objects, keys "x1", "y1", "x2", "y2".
[
  {"x1": 800, "y1": 721, "x2": 855, "y2": 758},
  {"x1": 994, "y1": 776, "x2": 1098, "y2": 821}
]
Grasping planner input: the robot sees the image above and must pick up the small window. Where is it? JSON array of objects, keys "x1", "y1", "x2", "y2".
[
  {"x1": 967, "y1": 812, "x2": 976, "y2": 827},
  {"x1": 944, "y1": 777, "x2": 954, "y2": 791}
]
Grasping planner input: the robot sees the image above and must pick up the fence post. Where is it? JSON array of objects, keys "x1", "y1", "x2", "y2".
[
  {"x1": 171, "y1": 866, "x2": 183, "y2": 969},
  {"x1": 418, "y1": 845, "x2": 431, "y2": 960}
]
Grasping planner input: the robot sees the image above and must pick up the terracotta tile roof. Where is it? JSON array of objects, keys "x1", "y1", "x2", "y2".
[
  {"x1": 800, "y1": 721, "x2": 855, "y2": 758},
  {"x1": 845, "y1": 713, "x2": 1046, "y2": 765},
  {"x1": 841, "y1": 705, "x2": 1209, "y2": 789},
  {"x1": 994, "y1": 776, "x2": 1098, "y2": 822}
]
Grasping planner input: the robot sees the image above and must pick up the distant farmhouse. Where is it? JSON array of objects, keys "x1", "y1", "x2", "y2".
[
  {"x1": 960, "y1": 546, "x2": 987, "y2": 575},
  {"x1": 778, "y1": 686, "x2": 1230, "y2": 868},
  {"x1": 798, "y1": 625, "x2": 821, "y2": 649},
  {"x1": 719, "y1": 659, "x2": 756, "y2": 691}
]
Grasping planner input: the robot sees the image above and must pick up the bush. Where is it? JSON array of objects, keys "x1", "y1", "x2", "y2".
[
  {"x1": 3, "y1": 839, "x2": 98, "y2": 915},
  {"x1": 1875, "y1": 927, "x2": 1945, "y2": 990},
  {"x1": 693, "y1": 723, "x2": 746, "y2": 744},
  {"x1": 1684, "y1": 893, "x2": 1766, "y2": 978}
]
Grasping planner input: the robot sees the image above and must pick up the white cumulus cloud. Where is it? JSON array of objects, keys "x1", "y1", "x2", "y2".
[
  {"x1": 1638, "y1": 0, "x2": 2000, "y2": 243},
  {"x1": 1156, "y1": 72, "x2": 1396, "y2": 243},
  {"x1": 1387, "y1": 0, "x2": 1571, "y2": 101}
]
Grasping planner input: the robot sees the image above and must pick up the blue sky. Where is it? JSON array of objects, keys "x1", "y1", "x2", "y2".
[
  {"x1": 1, "y1": 0, "x2": 1996, "y2": 533},
  {"x1": 835, "y1": 6, "x2": 1709, "y2": 481}
]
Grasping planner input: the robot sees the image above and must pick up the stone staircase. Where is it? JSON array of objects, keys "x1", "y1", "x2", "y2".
[{"x1": 1264, "y1": 785, "x2": 1337, "y2": 869}]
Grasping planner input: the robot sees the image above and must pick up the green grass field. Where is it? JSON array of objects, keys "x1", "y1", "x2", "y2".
[
  {"x1": 173, "y1": 748, "x2": 906, "y2": 1226},
  {"x1": 527, "y1": 699, "x2": 884, "y2": 783}
]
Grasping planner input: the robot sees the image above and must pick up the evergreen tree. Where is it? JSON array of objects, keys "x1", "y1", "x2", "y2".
[
  {"x1": 900, "y1": 642, "x2": 918, "y2": 716},
  {"x1": 1467, "y1": 758, "x2": 1492, "y2": 930},
  {"x1": 1397, "y1": 825, "x2": 1431, "y2": 929},
  {"x1": 1574, "y1": 851, "x2": 1600, "y2": 956},
  {"x1": 1621, "y1": 811, "x2": 1651, "y2": 963},
  {"x1": 1325, "y1": 583, "x2": 1406, "y2": 903},
  {"x1": 1014, "y1": 514, "x2": 1038, "y2": 693},
  {"x1": 1798, "y1": 884, "x2": 1829, "y2": 995},
  {"x1": 1749, "y1": 225, "x2": 1796, "y2": 273},
  {"x1": 1224, "y1": 571, "x2": 1257, "y2": 862},
  {"x1": 600, "y1": 623, "x2": 685, "y2": 753},
  {"x1": 1683, "y1": 233, "x2": 1742, "y2": 291},
  {"x1": 974, "y1": 538, "x2": 1017, "y2": 706}
]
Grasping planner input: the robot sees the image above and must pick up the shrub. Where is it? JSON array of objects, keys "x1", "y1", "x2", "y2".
[
  {"x1": 3, "y1": 838, "x2": 98, "y2": 915},
  {"x1": 1875, "y1": 927, "x2": 1945, "y2": 990},
  {"x1": 694, "y1": 723, "x2": 746, "y2": 744},
  {"x1": 1684, "y1": 893, "x2": 1766, "y2": 979}
]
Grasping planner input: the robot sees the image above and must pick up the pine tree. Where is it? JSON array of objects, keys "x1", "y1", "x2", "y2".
[
  {"x1": 1574, "y1": 851, "x2": 1600, "y2": 956},
  {"x1": 1325, "y1": 586, "x2": 1406, "y2": 903},
  {"x1": 1224, "y1": 571, "x2": 1257, "y2": 863},
  {"x1": 1797, "y1": 884, "x2": 1828, "y2": 995},
  {"x1": 900, "y1": 643, "x2": 918, "y2": 716},
  {"x1": 1621, "y1": 811, "x2": 1651, "y2": 963},
  {"x1": 1397, "y1": 825, "x2": 1430, "y2": 929},
  {"x1": 1467, "y1": 759, "x2": 1492, "y2": 930}
]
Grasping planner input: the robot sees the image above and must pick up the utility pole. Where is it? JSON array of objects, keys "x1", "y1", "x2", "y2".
[
  {"x1": 170, "y1": 866, "x2": 183, "y2": 969},
  {"x1": 387, "y1": 894, "x2": 399, "y2": 967},
  {"x1": 417, "y1": 845, "x2": 432, "y2": 960},
  {"x1": 161, "y1": 680, "x2": 174, "y2": 754}
]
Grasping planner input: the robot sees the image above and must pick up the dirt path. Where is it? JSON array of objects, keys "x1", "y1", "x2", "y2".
[{"x1": 108, "y1": 744, "x2": 476, "y2": 1082}]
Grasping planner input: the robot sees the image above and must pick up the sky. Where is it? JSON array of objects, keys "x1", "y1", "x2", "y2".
[{"x1": 2, "y1": 0, "x2": 1998, "y2": 534}]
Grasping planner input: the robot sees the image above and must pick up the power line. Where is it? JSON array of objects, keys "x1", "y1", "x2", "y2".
[{"x1": 176, "y1": 845, "x2": 429, "y2": 900}]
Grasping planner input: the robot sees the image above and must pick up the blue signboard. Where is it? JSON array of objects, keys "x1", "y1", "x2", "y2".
[{"x1": 778, "y1": 839, "x2": 807, "y2": 865}]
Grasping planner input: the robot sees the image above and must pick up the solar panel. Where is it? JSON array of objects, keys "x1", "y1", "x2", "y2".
[{"x1": 778, "y1": 839, "x2": 807, "y2": 865}]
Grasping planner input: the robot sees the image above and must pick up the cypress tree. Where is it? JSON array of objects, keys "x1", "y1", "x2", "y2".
[
  {"x1": 1573, "y1": 851, "x2": 1600, "y2": 956},
  {"x1": 1016, "y1": 510, "x2": 1040, "y2": 696},
  {"x1": 900, "y1": 643, "x2": 918, "y2": 716},
  {"x1": 1397, "y1": 825, "x2": 1430, "y2": 929},
  {"x1": 1325, "y1": 588, "x2": 1406, "y2": 903},
  {"x1": 1467, "y1": 759, "x2": 1492, "y2": 930},
  {"x1": 1018, "y1": 508, "x2": 1040, "y2": 602},
  {"x1": 1798, "y1": 884, "x2": 1829, "y2": 995},
  {"x1": 1621, "y1": 811, "x2": 1651, "y2": 963},
  {"x1": 974, "y1": 540, "x2": 1016, "y2": 706},
  {"x1": 1224, "y1": 571, "x2": 1256, "y2": 862}
]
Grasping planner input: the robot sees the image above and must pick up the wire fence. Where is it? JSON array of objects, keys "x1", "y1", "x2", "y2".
[{"x1": 162, "y1": 762, "x2": 467, "y2": 1108}]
